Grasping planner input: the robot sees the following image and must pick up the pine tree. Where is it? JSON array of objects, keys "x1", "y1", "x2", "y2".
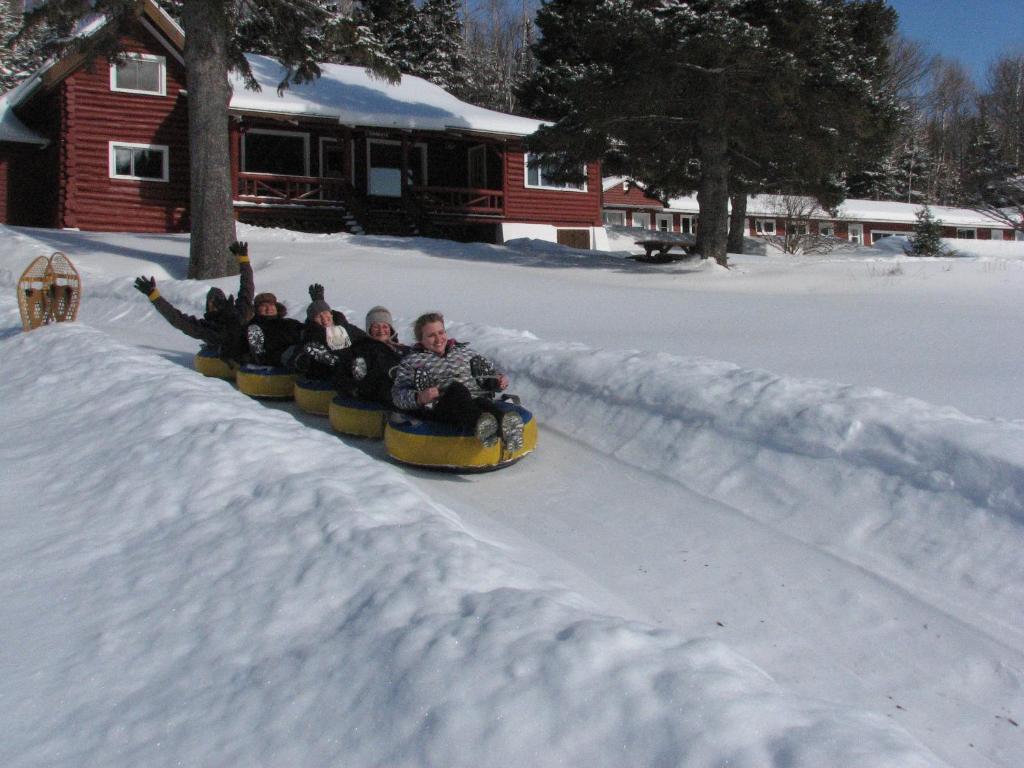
[
  {"x1": 409, "y1": 0, "x2": 467, "y2": 92},
  {"x1": 0, "y1": 2, "x2": 48, "y2": 93},
  {"x1": 909, "y1": 204, "x2": 944, "y2": 257},
  {"x1": 520, "y1": 0, "x2": 900, "y2": 267},
  {"x1": 15, "y1": 0, "x2": 394, "y2": 278}
]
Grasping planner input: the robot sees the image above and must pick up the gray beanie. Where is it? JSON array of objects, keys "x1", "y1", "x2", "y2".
[
  {"x1": 306, "y1": 299, "x2": 331, "y2": 321},
  {"x1": 365, "y1": 305, "x2": 393, "y2": 331}
]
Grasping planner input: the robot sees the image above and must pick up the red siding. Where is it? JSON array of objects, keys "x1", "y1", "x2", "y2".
[
  {"x1": 503, "y1": 146, "x2": 602, "y2": 226},
  {"x1": 60, "y1": 21, "x2": 189, "y2": 232},
  {"x1": 602, "y1": 181, "x2": 664, "y2": 209}
]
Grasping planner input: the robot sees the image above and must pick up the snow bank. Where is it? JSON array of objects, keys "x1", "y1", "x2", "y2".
[
  {"x1": 0, "y1": 323, "x2": 943, "y2": 767},
  {"x1": 468, "y1": 325, "x2": 1024, "y2": 643}
]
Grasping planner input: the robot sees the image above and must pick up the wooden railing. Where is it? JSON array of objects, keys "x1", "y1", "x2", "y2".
[
  {"x1": 236, "y1": 173, "x2": 352, "y2": 204},
  {"x1": 411, "y1": 185, "x2": 504, "y2": 216}
]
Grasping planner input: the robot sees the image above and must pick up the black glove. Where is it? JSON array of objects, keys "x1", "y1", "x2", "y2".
[
  {"x1": 308, "y1": 283, "x2": 325, "y2": 301},
  {"x1": 134, "y1": 276, "x2": 156, "y2": 296},
  {"x1": 228, "y1": 241, "x2": 248, "y2": 257}
]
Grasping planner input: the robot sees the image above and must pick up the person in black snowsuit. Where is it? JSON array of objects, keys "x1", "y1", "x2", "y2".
[
  {"x1": 391, "y1": 312, "x2": 523, "y2": 450},
  {"x1": 291, "y1": 284, "x2": 368, "y2": 379},
  {"x1": 244, "y1": 291, "x2": 303, "y2": 368},
  {"x1": 134, "y1": 241, "x2": 254, "y2": 363},
  {"x1": 332, "y1": 305, "x2": 412, "y2": 407}
]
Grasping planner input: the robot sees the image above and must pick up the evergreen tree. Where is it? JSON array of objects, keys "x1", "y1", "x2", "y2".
[
  {"x1": 409, "y1": 0, "x2": 467, "y2": 92},
  {"x1": 15, "y1": 0, "x2": 394, "y2": 278},
  {"x1": 355, "y1": 0, "x2": 419, "y2": 74},
  {"x1": 909, "y1": 203, "x2": 944, "y2": 257},
  {"x1": 0, "y1": 2, "x2": 48, "y2": 93},
  {"x1": 520, "y1": 0, "x2": 899, "y2": 266}
]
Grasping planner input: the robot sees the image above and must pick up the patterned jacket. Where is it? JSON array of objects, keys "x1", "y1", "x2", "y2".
[{"x1": 391, "y1": 340, "x2": 500, "y2": 411}]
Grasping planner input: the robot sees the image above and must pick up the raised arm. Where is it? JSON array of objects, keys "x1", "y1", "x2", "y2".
[
  {"x1": 229, "y1": 241, "x2": 255, "y2": 322},
  {"x1": 134, "y1": 276, "x2": 221, "y2": 345}
]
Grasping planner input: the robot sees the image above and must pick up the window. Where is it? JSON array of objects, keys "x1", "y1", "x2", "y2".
[
  {"x1": 468, "y1": 145, "x2": 487, "y2": 188},
  {"x1": 870, "y1": 230, "x2": 904, "y2": 244},
  {"x1": 603, "y1": 210, "x2": 626, "y2": 226},
  {"x1": 109, "y1": 142, "x2": 168, "y2": 181},
  {"x1": 366, "y1": 139, "x2": 427, "y2": 197},
  {"x1": 524, "y1": 153, "x2": 587, "y2": 191},
  {"x1": 990, "y1": 229, "x2": 1004, "y2": 241},
  {"x1": 847, "y1": 223, "x2": 863, "y2": 245},
  {"x1": 243, "y1": 129, "x2": 309, "y2": 176},
  {"x1": 110, "y1": 54, "x2": 166, "y2": 96},
  {"x1": 679, "y1": 216, "x2": 694, "y2": 234},
  {"x1": 631, "y1": 212, "x2": 651, "y2": 229},
  {"x1": 656, "y1": 214, "x2": 673, "y2": 232},
  {"x1": 754, "y1": 218, "x2": 776, "y2": 235},
  {"x1": 787, "y1": 223, "x2": 808, "y2": 235},
  {"x1": 956, "y1": 228, "x2": 976, "y2": 239},
  {"x1": 819, "y1": 223, "x2": 834, "y2": 237}
]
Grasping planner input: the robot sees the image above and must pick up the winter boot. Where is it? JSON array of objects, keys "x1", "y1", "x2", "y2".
[
  {"x1": 499, "y1": 411, "x2": 524, "y2": 452},
  {"x1": 470, "y1": 355, "x2": 499, "y2": 390},
  {"x1": 474, "y1": 412, "x2": 499, "y2": 448}
]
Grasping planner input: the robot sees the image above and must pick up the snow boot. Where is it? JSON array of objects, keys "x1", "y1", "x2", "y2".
[
  {"x1": 499, "y1": 411, "x2": 524, "y2": 452},
  {"x1": 475, "y1": 412, "x2": 499, "y2": 448}
]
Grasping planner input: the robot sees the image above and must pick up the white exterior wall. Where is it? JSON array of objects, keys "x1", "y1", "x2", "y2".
[{"x1": 499, "y1": 222, "x2": 607, "y2": 251}]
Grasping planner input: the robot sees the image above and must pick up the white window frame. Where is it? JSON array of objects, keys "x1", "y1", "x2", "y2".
[
  {"x1": 990, "y1": 229, "x2": 1004, "y2": 241},
  {"x1": 956, "y1": 228, "x2": 976, "y2": 239},
  {"x1": 110, "y1": 53, "x2": 166, "y2": 96},
  {"x1": 524, "y1": 153, "x2": 588, "y2": 192},
  {"x1": 603, "y1": 210, "x2": 626, "y2": 226},
  {"x1": 319, "y1": 137, "x2": 340, "y2": 178},
  {"x1": 870, "y1": 230, "x2": 904, "y2": 244},
  {"x1": 631, "y1": 211, "x2": 651, "y2": 229},
  {"x1": 108, "y1": 141, "x2": 169, "y2": 182},
  {"x1": 847, "y1": 223, "x2": 863, "y2": 245},
  {"x1": 754, "y1": 218, "x2": 776, "y2": 235},
  {"x1": 242, "y1": 128, "x2": 310, "y2": 176},
  {"x1": 819, "y1": 222, "x2": 835, "y2": 237},
  {"x1": 678, "y1": 215, "x2": 694, "y2": 234},
  {"x1": 655, "y1": 213, "x2": 673, "y2": 232}
]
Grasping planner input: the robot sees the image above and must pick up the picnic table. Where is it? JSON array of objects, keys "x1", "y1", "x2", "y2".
[{"x1": 633, "y1": 234, "x2": 697, "y2": 262}]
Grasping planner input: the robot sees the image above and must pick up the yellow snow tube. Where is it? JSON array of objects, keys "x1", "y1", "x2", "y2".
[
  {"x1": 294, "y1": 377, "x2": 336, "y2": 415},
  {"x1": 329, "y1": 395, "x2": 389, "y2": 438},
  {"x1": 384, "y1": 404, "x2": 537, "y2": 472},
  {"x1": 236, "y1": 365, "x2": 298, "y2": 399},
  {"x1": 193, "y1": 348, "x2": 237, "y2": 380}
]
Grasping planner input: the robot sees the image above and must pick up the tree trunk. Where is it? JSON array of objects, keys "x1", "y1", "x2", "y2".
[
  {"x1": 695, "y1": 131, "x2": 730, "y2": 267},
  {"x1": 727, "y1": 191, "x2": 747, "y2": 255},
  {"x1": 183, "y1": 0, "x2": 236, "y2": 279}
]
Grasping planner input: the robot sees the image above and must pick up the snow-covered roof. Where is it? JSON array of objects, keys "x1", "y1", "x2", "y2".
[
  {"x1": 230, "y1": 55, "x2": 545, "y2": 138},
  {"x1": 653, "y1": 192, "x2": 1013, "y2": 229},
  {"x1": 0, "y1": 96, "x2": 48, "y2": 146}
]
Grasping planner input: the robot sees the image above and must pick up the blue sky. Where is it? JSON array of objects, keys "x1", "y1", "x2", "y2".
[{"x1": 887, "y1": 0, "x2": 1023, "y2": 84}]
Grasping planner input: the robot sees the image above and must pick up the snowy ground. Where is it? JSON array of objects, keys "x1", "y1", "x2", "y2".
[{"x1": 2, "y1": 224, "x2": 1023, "y2": 767}]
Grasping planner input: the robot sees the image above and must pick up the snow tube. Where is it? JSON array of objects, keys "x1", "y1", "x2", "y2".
[
  {"x1": 294, "y1": 377, "x2": 335, "y2": 415},
  {"x1": 384, "y1": 403, "x2": 537, "y2": 472},
  {"x1": 236, "y1": 364, "x2": 298, "y2": 399},
  {"x1": 193, "y1": 348, "x2": 237, "y2": 380},
  {"x1": 328, "y1": 394, "x2": 389, "y2": 439}
]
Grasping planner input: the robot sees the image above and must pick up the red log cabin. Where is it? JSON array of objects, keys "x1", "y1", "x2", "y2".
[{"x1": 0, "y1": 0, "x2": 604, "y2": 248}]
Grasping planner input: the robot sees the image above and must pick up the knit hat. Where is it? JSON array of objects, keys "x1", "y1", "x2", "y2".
[
  {"x1": 307, "y1": 299, "x2": 331, "y2": 321},
  {"x1": 365, "y1": 305, "x2": 393, "y2": 331}
]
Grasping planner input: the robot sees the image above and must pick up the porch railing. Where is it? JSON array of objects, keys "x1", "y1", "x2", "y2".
[
  {"x1": 411, "y1": 185, "x2": 504, "y2": 216},
  {"x1": 236, "y1": 173, "x2": 352, "y2": 204}
]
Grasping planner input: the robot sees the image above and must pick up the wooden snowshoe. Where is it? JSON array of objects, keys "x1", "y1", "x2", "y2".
[
  {"x1": 17, "y1": 255, "x2": 52, "y2": 331},
  {"x1": 46, "y1": 252, "x2": 81, "y2": 323}
]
